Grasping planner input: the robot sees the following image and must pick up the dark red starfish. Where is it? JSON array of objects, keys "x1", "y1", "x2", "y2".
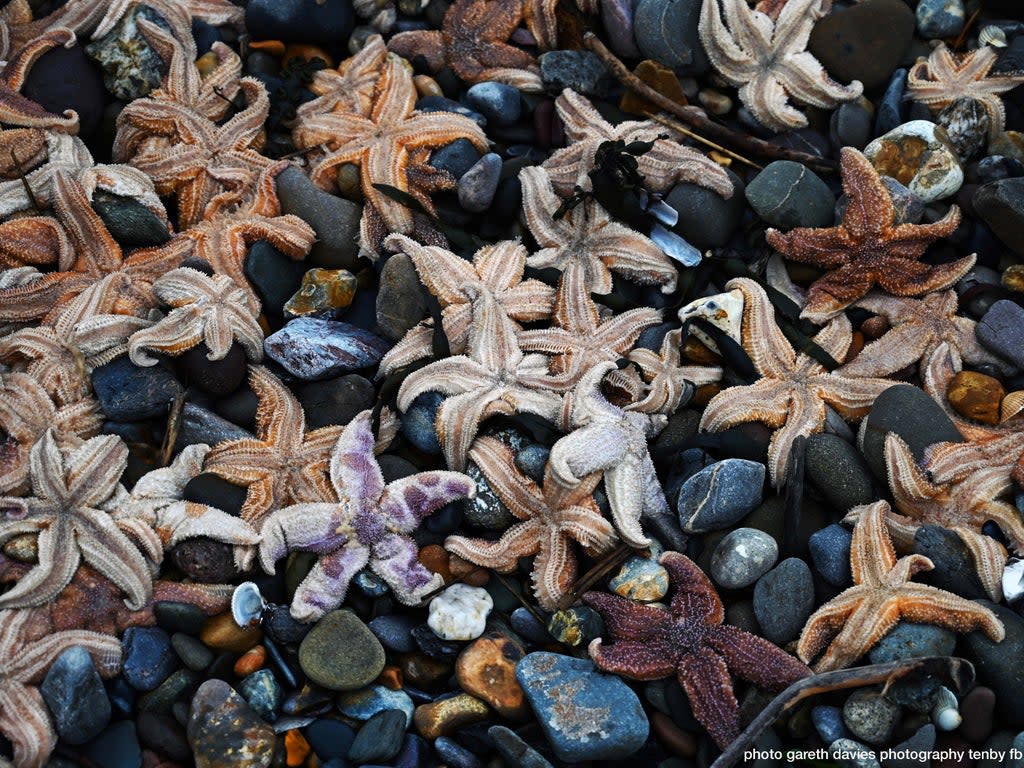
[{"x1": 582, "y1": 552, "x2": 810, "y2": 750}]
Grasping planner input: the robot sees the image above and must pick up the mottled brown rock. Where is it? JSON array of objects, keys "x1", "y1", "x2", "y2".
[
  {"x1": 200, "y1": 612, "x2": 263, "y2": 653},
  {"x1": 187, "y1": 680, "x2": 275, "y2": 768},
  {"x1": 399, "y1": 652, "x2": 452, "y2": 688},
  {"x1": 455, "y1": 634, "x2": 529, "y2": 719},
  {"x1": 413, "y1": 692, "x2": 490, "y2": 739},
  {"x1": 947, "y1": 370, "x2": 1005, "y2": 425}
]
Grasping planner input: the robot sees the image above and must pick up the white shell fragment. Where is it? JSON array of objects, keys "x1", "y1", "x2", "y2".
[
  {"x1": 677, "y1": 288, "x2": 744, "y2": 352},
  {"x1": 231, "y1": 581, "x2": 267, "y2": 627}
]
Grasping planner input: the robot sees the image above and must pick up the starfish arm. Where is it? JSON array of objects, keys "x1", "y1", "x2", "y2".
[
  {"x1": 582, "y1": 590, "x2": 673, "y2": 642},
  {"x1": 898, "y1": 583, "x2": 1004, "y2": 642},
  {"x1": 699, "y1": 379, "x2": 792, "y2": 434},
  {"x1": 885, "y1": 432, "x2": 942, "y2": 506},
  {"x1": 839, "y1": 322, "x2": 931, "y2": 377},
  {"x1": 396, "y1": 357, "x2": 494, "y2": 410},
  {"x1": 549, "y1": 423, "x2": 629, "y2": 484},
  {"x1": 950, "y1": 527, "x2": 1009, "y2": 603},
  {"x1": 661, "y1": 552, "x2": 725, "y2": 623},
  {"x1": 740, "y1": 74, "x2": 813, "y2": 131},
  {"x1": 775, "y1": 53, "x2": 862, "y2": 108},
  {"x1": 384, "y1": 234, "x2": 480, "y2": 305},
  {"x1": 153, "y1": 501, "x2": 260, "y2": 550},
  {"x1": 587, "y1": 637, "x2": 677, "y2": 680},
  {"x1": 431, "y1": 387, "x2": 510, "y2": 472},
  {"x1": 0, "y1": 524, "x2": 79, "y2": 609},
  {"x1": 502, "y1": 280, "x2": 557, "y2": 322},
  {"x1": 15, "y1": 625, "x2": 122, "y2": 682},
  {"x1": 329, "y1": 411, "x2": 385, "y2": 506},
  {"x1": 380, "y1": 471, "x2": 476, "y2": 532},
  {"x1": 370, "y1": 532, "x2": 445, "y2": 605},
  {"x1": 603, "y1": 461, "x2": 654, "y2": 548},
  {"x1": 541, "y1": 142, "x2": 595, "y2": 195},
  {"x1": 729, "y1": 278, "x2": 798, "y2": 375},
  {"x1": 467, "y1": 437, "x2": 545, "y2": 521},
  {"x1": 290, "y1": 544, "x2": 371, "y2": 622},
  {"x1": 519, "y1": 166, "x2": 575, "y2": 249},
  {"x1": 765, "y1": 225, "x2": 855, "y2": 269},
  {"x1": 875, "y1": 253, "x2": 976, "y2": 298},
  {"x1": 445, "y1": 521, "x2": 543, "y2": 572},
  {"x1": 849, "y1": 502, "x2": 900, "y2": 584},
  {"x1": 557, "y1": 504, "x2": 618, "y2": 552},
  {"x1": 698, "y1": 0, "x2": 761, "y2": 84},
  {"x1": 709, "y1": 623, "x2": 810, "y2": 690},
  {"x1": 387, "y1": 30, "x2": 447, "y2": 72},
  {"x1": 258, "y1": 503, "x2": 346, "y2": 573},
  {"x1": 802, "y1": 261, "x2": 880, "y2": 321},
  {"x1": 637, "y1": 139, "x2": 735, "y2": 197},
  {"x1": 676, "y1": 647, "x2": 741, "y2": 750},
  {"x1": 378, "y1": 323, "x2": 436, "y2": 375},
  {"x1": 587, "y1": 221, "x2": 679, "y2": 292},
  {"x1": 75, "y1": 507, "x2": 154, "y2": 610},
  {"x1": 473, "y1": 240, "x2": 529, "y2": 293},
  {"x1": 795, "y1": 587, "x2": 864, "y2": 664},
  {"x1": 248, "y1": 366, "x2": 307, "y2": 451},
  {"x1": 0, "y1": 684, "x2": 57, "y2": 768},
  {"x1": 127, "y1": 311, "x2": 203, "y2": 365},
  {"x1": 817, "y1": 374, "x2": 894, "y2": 421}
]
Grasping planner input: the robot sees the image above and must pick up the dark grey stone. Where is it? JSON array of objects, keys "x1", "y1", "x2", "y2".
[
  {"x1": 295, "y1": 374, "x2": 375, "y2": 429},
  {"x1": 244, "y1": 240, "x2": 306, "y2": 314},
  {"x1": 677, "y1": 459, "x2": 766, "y2": 533},
  {"x1": 745, "y1": 161, "x2": 834, "y2": 230},
  {"x1": 805, "y1": 434, "x2": 877, "y2": 514},
  {"x1": 348, "y1": 709, "x2": 407, "y2": 763},
  {"x1": 122, "y1": 627, "x2": 177, "y2": 693},
  {"x1": 175, "y1": 403, "x2": 253, "y2": 451},
  {"x1": 92, "y1": 357, "x2": 182, "y2": 421},
  {"x1": 376, "y1": 252, "x2": 427, "y2": 341},
  {"x1": 92, "y1": 190, "x2": 171, "y2": 248},
  {"x1": 539, "y1": 50, "x2": 612, "y2": 97},
  {"x1": 466, "y1": 82, "x2": 521, "y2": 127},
  {"x1": 40, "y1": 646, "x2": 111, "y2": 745},
  {"x1": 977, "y1": 300, "x2": 1024, "y2": 370},
  {"x1": 808, "y1": 523, "x2": 853, "y2": 587},
  {"x1": 458, "y1": 152, "x2": 502, "y2": 213},
  {"x1": 665, "y1": 168, "x2": 744, "y2": 249},
  {"x1": 752, "y1": 558, "x2": 815, "y2": 644},
  {"x1": 867, "y1": 622, "x2": 955, "y2": 664},
  {"x1": 276, "y1": 165, "x2": 361, "y2": 270},
  {"x1": 431, "y1": 138, "x2": 483, "y2": 180},
  {"x1": 245, "y1": 0, "x2": 354, "y2": 44},
  {"x1": 915, "y1": 0, "x2": 965, "y2": 38},
  {"x1": 973, "y1": 178, "x2": 1024, "y2": 256},
  {"x1": 489, "y1": 725, "x2": 554, "y2": 768}
]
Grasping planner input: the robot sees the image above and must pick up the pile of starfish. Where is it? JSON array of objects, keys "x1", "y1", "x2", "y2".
[{"x1": 0, "y1": 0, "x2": 1022, "y2": 764}]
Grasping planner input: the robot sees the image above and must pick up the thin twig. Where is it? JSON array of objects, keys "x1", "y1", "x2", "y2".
[
  {"x1": 646, "y1": 112, "x2": 762, "y2": 170},
  {"x1": 712, "y1": 656, "x2": 975, "y2": 768},
  {"x1": 557, "y1": 542, "x2": 635, "y2": 610},
  {"x1": 584, "y1": 32, "x2": 838, "y2": 174},
  {"x1": 952, "y1": 7, "x2": 981, "y2": 51},
  {"x1": 159, "y1": 392, "x2": 186, "y2": 467}
]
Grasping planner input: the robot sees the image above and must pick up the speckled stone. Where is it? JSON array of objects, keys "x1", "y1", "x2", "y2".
[
  {"x1": 186, "y1": 680, "x2": 275, "y2": 768},
  {"x1": 337, "y1": 684, "x2": 415, "y2": 726},
  {"x1": 547, "y1": 606, "x2": 605, "y2": 648},
  {"x1": 864, "y1": 121, "x2": 964, "y2": 202},
  {"x1": 843, "y1": 689, "x2": 902, "y2": 745},
  {"x1": 455, "y1": 634, "x2": 529, "y2": 719},
  {"x1": 298, "y1": 610, "x2": 385, "y2": 691},
  {"x1": 752, "y1": 558, "x2": 815, "y2": 644},
  {"x1": 710, "y1": 528, "x2": 778, "y2": 589},
  {"x1": 413, "y1": 693, "x2": 489, "y2": 740},
  {"x1": 264, "y1": 317, "x2": 391, "y2": 379},
  {"x1": 608, "y1": 556, "x2": 670, "y2": 601}
]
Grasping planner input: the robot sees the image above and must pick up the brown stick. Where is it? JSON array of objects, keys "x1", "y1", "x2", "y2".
[{"x1": 584, "y1": 32, "x2": 838, "y2": 174}]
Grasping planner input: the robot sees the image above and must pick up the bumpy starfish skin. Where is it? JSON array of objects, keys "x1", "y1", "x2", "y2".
[
  {"x1": 445, "y1": 436, "x2": 617, "y2": 610},
  {"x1": 0, "y1": 431, "x2": 155, "y2": 611},
  {"x1": 626, "y1": 328, "x2": 722, "y2": 415},
  {"x1": 542, "y1": 90, "x2": 734, "y2": 196},
  {"x1": 295, "y1": 34, "x2": 389, "y2": 120},
  {"x1": 765, "y1": 147, "x2": 974, "y2": 322},
  {"x1": 260, "y1": 410, "x2": 475, "y2": 621},
  {"x1": 387, "y1": 0, "x2": 543, "y2": 91},
  {"x1": 0, "y1": 28, "x2": 80, "y2": 132},
  {"x1": 548, "y1": 361, "x2": 673, "y2": 548},
  {"x1": 699, "y1": 278, "x2": 892, "y2": 486},
  {"x1": 698, "y1": 0, "x2": 862, "y2": 132},
  {"x1": 203, "y1": 366, "x2": 342, "y2": 531},
  {"x1": 0, "y1": 607, "x2": 121, "y2": 768},
  {"x1": 0, "y1": 215, "x2": 70, "y2": 271},
  {"x1": 584, "y1": 552, "x2": 810, "y2": 749},
  {"x1": 908, "y1": 44, "x2": 1024, "y2": 141},
  {"x1": 127, "y1": 267, "x2": 264, "y2": 366},
  {"x1": 800, "y1": 501, "x2": 1005, "y2": 672}
]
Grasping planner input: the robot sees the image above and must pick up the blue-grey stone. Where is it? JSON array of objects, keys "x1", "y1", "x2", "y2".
[
  {"x1": 516, "y1": 652, "x2": 649, "y2": 762},
  {"x1": 510, "y1": 606, "x2": 553, "y2": 645},
  {"x1": 304, "y1": 718, "x2": 355, "y2": 761},
  {"x1": 337, "y1": 685, "x2": 415, "y2": 727},
  {"x1": 710, "y1": 528, "x2": 778, "y2": 589},
  {"x1": 883, "y1": 725, "x2": 936, "y2": 768},
  {"x1": 348, "y1": 709, "x2": 407, "y2": 763},
  {"x1": 458, "y1": 152, "x2": 502, "y2": 213},
  {"x1": 245, "y1": 0, "x2": 354, "y2": 45},
  {"x1": 609, "y1": 555, "x2": 670, "y2": 600},
  {"x1": 81, "y1": 720, "x2": 143, "y2": 768},
  {"x1": 753, "y1": 558, "x2": 815, "y2": 644},
  {"x1": 417, "y1": 96, "x2": 486, "y2": 128},
  {"x1": 264, "y1": 318, "x2": 391, "y2": 379},
  {"x1": 602, "y1": 0, "x2": 642, "y2": 59},
  {"x1": 876, "y1": 68, "x2": 908, "y2": 136},
  {"x1": 677, "y1": 459, "x2": 766, "y2": 533},
  {"x1": 916, "y1": 0, "x2": 965, "y2": 38},
  {"x1": 633, "y1": 0, "x2": 708, "y2": 74},
  {"x1": 745, "y1": 161, "x2": 834, "y2": 230},
  {"x1": 830, "y1": 738, "x2": 881, "y2": 768},
  {"x1": 868, "y1": 622, "x2": 956, "y2": 664},
  {"x1": 238, "y1": 669, "x2": 281, "y2": 721},
  {"x1": 808, "y1": 523, "x2": 853, "y2": 587},
  {"x1": 977, "y1": 300, "x2": 1024, "y2": 370},
  {"x1": 665, "y1": 168, "x2": 744, "y2": 249},
  {"x1": 435, "y1": 736, "x2": 483, "y2": 768},
  {"x1": 515, "y1": 444, "x2": 549, "y2": 485},
  {"x1": 175, "y1": 402, "x2": 252, "y2": 450},
  {"x1": 466, "y1": 82, "x2": 521, "y2": 127},
  {"x1": 400, "y1": 391, "x2": 443, "y2": 455},
  {"x1": 122, "y1": 628, "x2": 177, "y2": 693},
  {"x1": 811, "y1": 705, "x2": 848, "y2": 745},
  {"x1": 431, "y1": 138, "x2": 482, "y2": 180},
  {"x1": 539, "y1": 51, "x2": 612, "y2": 97},
  {"x1": 960, "y1": 603, "x2": 1024, "y2": 729},
  {"x1": 92, "y1": 357, "x2": 182, "y2": 421},
  {"x1": 913, "y1": 525, "x2": 988, "y2": 600},
  {"x1": 489, "y1": 725, "x2": 555, "y2": 768},
  {"x1": 830, "y1": 100, "x2": 873, "y2": 150},
  {"x1": 276, "y1": 165, "x2": 361, "y2": 270},
  {"x1": 368, "y1": 614, "x2": 419, "y2": 653},
  {"x1": 40, "y1": 647, "x2": 112, "y2": 745},
  {"x1": 393, "y1": 734, "x2": 427, "y2": 768}
]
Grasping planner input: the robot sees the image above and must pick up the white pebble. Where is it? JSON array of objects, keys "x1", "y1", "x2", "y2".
[{"x1": 427, "y1": 583, "x2": 493, "y2": 641}]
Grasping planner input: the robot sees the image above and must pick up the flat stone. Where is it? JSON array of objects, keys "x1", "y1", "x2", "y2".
[
  {"x1": 245, "y1": 0, "x2": 354, "y2": 45},
  {"x1": 458, "y1": 152, "x2": 502, "y2": 213},
  {"x1": 348, "y1": 709, "x2": 407, "y2": 763},
  {"x1": 745, "y1": 161, "x2": 834, "y2": 230},
  {"x1": 808, "y1": 523, "x2": 853, "y2": 587},
  {"x1": 665, "y1": 168, "x2": 744, "y2": 249},
  {"x1": 678, "y1": 459, "x2": 766, "y2": 533},
  {"x1": 276, "y1": 165, "x2": 361, "y2": 270},
  {"x1": 298, "y1": 610, "x2": 385, "y2": 691},
  {"x1": 337, "y1": 685, "x2": 415, "y2": 726},
  {"x1": 186, "y1": 680, "x2": 275, "y2": 768},
  {"x1": 608, "y1": 556, "x2": 670, "y2": 601},
  {"x1": 264, "y1": 317, "x2": 391, "y2": 379},
  {"x1": 40, "y1": 646, "x2": 112, "y2": 745},
  {"x1": 92, "y1": 357, "x2": 182, "y2": 421},
  {"x1": 428, "y1": 584, "x2": 493, "y2": 641},
  {"x1": 413, "y1": 693, "x2": 489, "y2": 740},
  {"x1": 808, "y1": 0, "x2": 915, "y2": 90}
]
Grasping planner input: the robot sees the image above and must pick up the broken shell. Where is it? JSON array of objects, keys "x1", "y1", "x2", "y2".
[
  {"x1": 1003, "y1": 557, "x2": 1024, "y2": 605},
  {"x1": 979, "y1": 25, "x2": 1008, "y2": 48},
  {"x1": 231, "y1": 581, "x2": 268, "y2": 627},
  {"x1": 931, "y1": 685, "x2": 961, "y2": 731},
  {"x1": 677, "y1": 288, "x2": 744, "y2": 352},
  {"x1": 1001, "y1": 391, "x2": 1024, "y2": 424}
]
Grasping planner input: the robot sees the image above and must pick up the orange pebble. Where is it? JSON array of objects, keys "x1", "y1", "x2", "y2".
[
  {"x1": 234, "y1": 645, "x2": 267, "y2": 677},
  {"x1": 284, "y1": 729, "x2": 311, "y2": 767},
  {"x1": 377, "y1": 665, "x2": 404, "y2": 690},
  {"x1": 283, "y1": 44, "x2": 334, "y2": 68},
  {"x1": 249, "y1": 39, "x2": 286, "y2": 57},
  {"x1": 418, "y1": 544, "x2": 452, "y2": 583}
]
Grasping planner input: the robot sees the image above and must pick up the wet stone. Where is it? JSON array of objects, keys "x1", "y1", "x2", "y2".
[
  {"x1": 40, "y1": 646, "x2": 112, "y2": 745},
  {"x1": 368, "y1": 614, "x2": 419, "y2": 653},
  {"x1": 264, "y1": 317, "x2": 392, "y2": 379},
  {"x1": 413, "y1": 693, "x2": 490, "y2": 740},
  {"x1": 678, "y1": 459, "x2": 765, "y2": 533},
  {"x1": 123, "y1": 627, "x2": 177, "y2": 693},
  {"x1": 431, "y1": 139, "x2": 482, "y2": 180},
  {"x1": 172, "y1": 538, "x2": 237, "y2": 584},
  {"x1": 843, "y1": 689, "x2": 902, "y2": 746},
  {"x1": 91, "y1": 191, "x2": 171, "y2": 248},
  {"x1": 92, "y1": 357, "x2": 182, "y2": 421},
  {"x1": 864, "y1": 121, "x2": 964, "y2": 202},
  {"x1": 244, "y1": 240, "x2": 307, "y2": 315},
  {"x1": 466, "y1": 82, "x2": 521, "y2": 127},
  {"x1": 458, "y1": 152, "x2": 502, "y2": 213},
  {"x1": 171, "y1": 633, "x2": 214, "y2": 672},
  {"x1": 85, "y1": 5, "x2": 169, "y2": 100},
  {"x1": 808, "y1": 0, "x2": 915, "y2": 90},
  {"x1": 337, "y1": 684, "x2": 415, "y2": 726},
  {"x1": 186, "y1": 680, "x2": 275, "y2": 768},
  {"x1": 80, "y1": 721, "x2": 143, "y2": 768},
  {"x1": 434, "y1": 736, "x2": 483, "y2": 768},
  {"x1": 609, "y1": 555, "x2": 670, "y2": 601},
  {"x1": 23, "y1": 44, "x2": 106, "y2": 140},
  {"x1": 665, "y1": 168, "x2": 745, "y2": 249},
  {"x1": 277, "y1": 165, "x2": 362, "y2": 270},
  {"x1": 401, "y1": 391, "x2": 444, "y2": 456},
  {"x1": 633, "y1": 0, "x2": 708, "y2": 74},
  {"x1": 974, "y1": 179, "x2": 1024, "y2": 257},
  {"x1": 539, "y1": 50, "x2": 612, "y2": 97},
  {"x1": 745, "y1": 161, "x2": 834, "y2": 230},
  {"x1": 428, "y1": 583, "x2": 493, "y2": 641},
  {"x1": 412, "y1": 622, "x2": 464, "y2": 659},
  {"x1": 977, "y1": 300, "x2": 1024, "y2": 370},
  {"x1": 304, "y1": 719, "x2": 355, "y2": 761},
  {"x1": 298, "y1": 610, "x2": 385, "y2": 691},
  {"x1": 348, "y1": 709, "x2": 408, "y2": 763},
  {"x1": 916, "y1": 0, "x2": 965, "y2": 39},
  {"x1": 812, "y1": 705, "x2": 849, "y2": 745},
  {"x1": 376, "y1": 253, "x2": 427, "y2": 341},
  {"x1": 238, "y1": 669, "x2": 281, "y2": 721},
  {"x1": 805, "y1": 433, "x2": 877, "y2": 514},
  {"x1": 753, "y1": 558, "x2": 815, "y2": 644},
  {"x1": 136, "y1": 710, "x2": 190, "y2": 763},
  {"x1": 455, "y1": 634, "x2": 528, "y2": 719},
  {"x1": 295, "y1": 375, "x2": 375, "y2": 431},
  {"x1": 883, "y1": 724, "x2": 936, "y2": 768},
  {"x1": 710, "y1": 528, "x2": 779, "y2": 590},
  {"x1": 284, "y1": 268, "x2": 357, "y2": 318},
  {"x1": 245, "y1": 0, "x2": 355, "y2": 45},
  {"x1": 808, "y1": 523, "x2": 853, "y2": 587},
  {"x1": 547, "y1": 606, "x2": 604, "y2": 647}
]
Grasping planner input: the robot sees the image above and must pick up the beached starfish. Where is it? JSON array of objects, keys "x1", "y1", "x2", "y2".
[
  {"x1": 584, "y1": 551, "x2": 811, "y2": 750},
  {"x1": 203, "y1": 366, "x2": 342, "y2": 530},
  {"x1": 908, "y1": 43, "x2": 1024, "y2": 142},
  {"x1": 625, "y1": 329, "x2": 722, "y2": 415},
  {"x1": 0, "y1": 27, "x2": 79, "y2": 132},
  {"x1": 0, "y1": 607, "x2": 121, "y2": 768},
  {"x1": 548, "y1": 361, "x2": 673, "y2": 548},
  {"x1": 446, "y1": 436, "x2": 617, "y2": 610},
  {"x1": 840, "y1": 290, "x2": 1009, "y2": 378},
  {"x1": 522, "y1": 0, "x2": 599, "y2": 50},
  {"x1": 127, "y1": 267, "x2": 264, "y2": 366},
  {"x1": 800, "y1": 500, "x2": 1005, "y2": 672},
  {"x1": 295, "y1": 34, "x2": 389, "y2": 121},
  {"x1": 397, "y1": 285, "x2": 563, "y2": 471},
  {"x1": 378, "y1": 232, "x2": 555, "y2": 375},
  {"x1": 699, "y1": 278, "x2": 892, "y2": 486},
  {"x1": 542, "y1": 90, "x2": 734, "y2": 196},
  {"x1": 0, "y1": 431, "x2": 156, "y2": 611},
  {"x1": 520, "y1": 165, "x2": 680, "y2": 295},
  {"x1": 765, "y1": 147, "x2": 974, "y2": 322},
  {"x1": 698, "y1": 0, "x2": 862, "y2": 132},
  {"x1": 387, "y1": 0, "x2": 543, "y2": 92},
  {"x1": 292, "y1": 52, "x2": 488, "y2": 237},
  {"x1": 259, "y1": 410, "x2": 476, "y2": 621},
  {"x1": 0, "y1": 215, "x2": 69, "y2": 271}
]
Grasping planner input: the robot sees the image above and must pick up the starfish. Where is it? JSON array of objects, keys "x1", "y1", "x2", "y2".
[
  {"x1": 840, "y1": 290, "x2": 1010, "y2": 378},
  {"x1": 0, "y1": 171, "x2": 191, "y2": 324},
  {"x1": 127, "y1": 267, "x2": 264, "y2": 366},
  {"x1": 0, "y1": 126, "x2": 47, "y2": 176},
  {"x1": 387, "y1": 0, "x2": 543, "y2": 92},
  {"x1": 0, "y1": 215, "x2": 69, "y2": 271},
  {"x1": 0, "y1": 607, "x2": 121, "y2": 768},
  {"x1": 698, "y1": 0, "x2": 863, "y2": 132},
  {"x1": 292, "y1": 51, "x2": 488, "y2": 237},
  {"x1": 522, "y1": 0, "x2": 599, "y2": 50},
  {"x1": 203, "y1": 366, "x2": 343, "y2": 531},
  {"x1": 583, "y1": 551, "x2": 811, "y2": 750},
  {"x1": 699, "y1": 278, "x2": 892, "y2": 486},
  {"x1": 908, "y1": 43, "x2": 1024, "y2": 142},
  {"x1": 765, "y1": 147, "x2": 975, "y2": 322},
  {"x1": 445, "y1": 436, "x2": 617, "y2": 611},
  {"x1": 259, "y1": 410, "x2": 476, "y2": 621},
  {"x1": 548, "y1": 361, "x2": 673, "y2": 548},
  {"x1": 295, "y1": 34, "x2": 389, "y2": 121},
  {"x1": 520, "y1": 165, "x2": 680, "y2": 295},
  {"x1": 114, "y1": 78, "x2": 274, "y2": 228},
  {"x1": 0, "y1": 430, "x2": 156, "y2": 611},
  {"x1": 0, "y1": 27, "x2": 80, "y2": 132},
  {"x1": 541, "y1": 90, "x2": 734, "y2": 197},
  {"x1": 799, "y1": 500, "x2": 1005, "y2": 672},
  {"x1": 180, "y1": 162, "x2": 315, "y2": 311},
  {"x1": 625, "y1": 328, "x2": 722, "y2": 415},
  {"x1": 104, "y1": 444, "x2": 260, "y2": 571},
  {"x1": 378, "y1": 232, "x2": 555, "y2": 375},
  {"x1": 397, "y1": 285, "x2": 563, "y2": 471},
  {"x1": 872, "y1": 431, "x2": 1024, "y2": 603}
]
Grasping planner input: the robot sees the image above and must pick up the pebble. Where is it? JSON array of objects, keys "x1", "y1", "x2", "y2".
[
  {"x1": 305, "y1": 719, "x2": 355, "y2": 761},
  {"x1": 812, "y1": 705, "x2": 849, "y2": 745},
  {"x1": 916, "y1": 0, "x2": 965, "y2": 39},
  {"x1": 122, "y1": 627, "x2": 177, "y2": 692},
  {"x1": 179, "y1": 345, "x2": 249, "y2": 396},
  {"x1": 665, "y1": 168, "x2": 744, "y2": 249},
  {"x1": 946, "y1": 370, "x2": 1005, "y2": 424},
  {"x1": 80, "y1": 721, "x2": 142, "y2": 768},
  {"x1": 876, "y1": 69, "x2": 909, "y2": 137},
  {"x1": 455, "y1": 634, "x2": 529, "y2": 719},
  {"x1": 466, "y1": 82, "x2": 521, "y2": 127},
  {"x1": 963, "y1": 602, "x2": 1024, "y2": 728},
  {"x1": 843, "y1": 689, "x2": 902, "y2": 745},
  {"x1": 510, "y1": 606, "x2": 553, "y2": 645},
  {"x1": 959, "y1": 686, "x2": 996, "y2": 743},
  {"x1": 831, "y1": 99, "x2": 874, "y2": 150},
  {"x1": 633, "y1": 0, "x2": 708, "y2": 74},
  {"x1": 136, "y1": 710, "x2": 190, "y2": 763},
  {"x1": 277, "y1": 166, "x2": 362, "y2": 270},
  {"x1": 973, "y1": 179, "x2": 1024, "y2": 257},
  {"x1": 745, "y1": 161, "x2": 834, "y2": 230},
  {"x1": 183, "y1": 473, "x2": 247, "y2": 518},
  {"x1": 431, "y1": 139, "x2": 483, "y2": 180},
  {"x1": 401, "y1": 391, "x2": 444, "y2": 456},
  {"x1": 337, "y1": 685, "x2": 416, "y2": 726},
  {"x1": 711, "y1": 528, "x2": 779, "y2": 589},
  {"x1": 434, "y1": 736, "x2": 483, "y2": 768},
  {"x1": 23, "y1": 43, "x2": 106, "y2": 140},
  {"x1": 295, "y1": 375, "x2": 374, "y2": 430},
  {"x1": 458, "y1": 153, "x2": 502, "y2": 213},
  {"x1": 186, "y1": 680, "x2": 275, "y2": 768},
  {"x1": 264, "y1": 317, "x2": 392, "y2": 379},
  {"x1": 913, "y1": 525, "x2": 989, "y2": 600},
  {"x1": 808, "y1": 524, "x2": 854, "y2": 587},
  {"x1": 602, "y1": 0, "x2": 641, "y2": 60},
  {"x1": 155, "y1": 601, "x2": 207, "y2": 637},
  {"x1": 677, "y1": 458, "x2": 765, "y2": 533},
  {"x1": 829, "y1": 738, "x2": 882, "y2": 768},
  {"x1": 368, "y1": 614, "x2": 420, "y2": 653},
  {"x1": 92, "y1": 357, "x2": 182, "y2": 421},
  {"x1": 807, "y1": 0, "x2": 915, "y2": 90},
  {"x1": 417, "y1": 96, "x2": 486, "y2": 128},
  {"x1": 136, "y1": 668, "x2": 197, "y2": 716},
  {"x1": 490, "y1": 725, "x2": 555, "y2": 768},
  {"x1": 91, "y1": 191, "x2": 171, "y2": 248},
  {"x1": 284, "y1": 268, "x2": 357, "y2": 317},
  {"x1": 244, "y1": 240, "x2": 307, "y2": 314},
  {"x1": 547, "y1": 605, "x2": 605, "y2": 647},
  {"x1": 752, "y1": 558, "x2": 815, "y2": 645},
  {"x1": 376, "y1": 253, "x2": 427, "y2": 341},
  {"x1": 428, "y1": 584, "x2": 493, "y2": 641},
  {"x1": 804, "y1": 434, "x2": 877, "y2": 514},
  {"x1": 238, "y1": 669, "x2": 281, "y2": 721},
  {"x1": 538, "y1": 50, "x2": 611, "y2": 97},
  {"x1": 516, "y1": 652, "x2": 649, "y2": 762},
  {"x1": 976, "y1": 300, "x2": 1024, "y2": 371},
  {"x1": 84, "y1": 5, "x2": 168, "y2": 100},
  {"x1": 859, "y1": 384, "x2": 964, "y2": 482},
  {"x1": 40, "y1": 646, "x2": 112, "y2": 745},
  {"x1": 864, "y1": 121, "x2": 964, "y2": 202},
  {"x1": 883, "y1": 724, "x2": 936, "y2": 768},
  {"x1": 171, "y1": 633, "x2": 214, "y2": 672},
  {"x1": 609, "y1": 555, "x2": 670, "y2": 601},
  {"x1": 245, "y1": 0, "x2": 354, "y2": 44},
  {"x1": 413, "y1": 693, "x2": 490, "y2": 740},
  {"x1": 173, "y1": 538, "x2": 237, "y2": 584},
  {"x1": 411, "y1": 622, "x2": 464, "y2": 658},
  {"x1": 348, "y1": 709, "x2": 408, "y2": 763},
  {"x1": 202, "y1": 612, "x2": 262, "y2": 655},
  {"x1": 299, "y1": 610, "x2": 385, "y2": 691}
]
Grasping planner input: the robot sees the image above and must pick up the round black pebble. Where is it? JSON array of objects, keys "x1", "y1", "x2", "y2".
[
  {"x1": 23, "y1": 44, "x2": 106, "y2": 140},
  {"x1": 179, "y1": 343, "x2": 249, "y2": 396}
]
